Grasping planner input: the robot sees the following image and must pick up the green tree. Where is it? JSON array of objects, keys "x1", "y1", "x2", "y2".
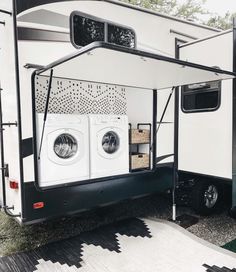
[
  {"x1": 122, "y1": 0, "x2": 236, "y2": 30},
  {"x1": 122, "y1": 0, "x2": 208, "y2": 21},
  {"x1": 206, "y1": 12, "x2": 236, "y2": 30}
]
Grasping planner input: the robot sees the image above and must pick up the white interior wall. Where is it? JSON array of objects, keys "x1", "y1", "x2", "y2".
[
  {"x1": 126, "y1": 88, "x2": 153, "y2": 162},
  {"x1": 179, "y1": 32, "x2": 233, "y2": 179}
]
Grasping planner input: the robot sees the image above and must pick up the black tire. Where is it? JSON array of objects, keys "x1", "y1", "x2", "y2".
[
  {"x1": 191, "y1": 179, "x2": 222, "y2": 215},
  {"x1": 229, "y1": 207, "x2": 236, "y2": 219}
]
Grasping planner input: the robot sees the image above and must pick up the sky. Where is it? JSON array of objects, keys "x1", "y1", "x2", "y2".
[
  {"x1": 178, "y1": 0, "x2": 236, "y2": 16},
  {"x1": 203, "y1": 0, "x2": 236, "y2": 16}
]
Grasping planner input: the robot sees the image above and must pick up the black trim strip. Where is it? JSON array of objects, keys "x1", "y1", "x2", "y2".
[
  {"x1": 232, "y1": 18, "x2": 236, "y2": 210},
  {"x1": 179, "y1": 170, "x2": 232, "y2": 182},
  {"x1": 18, "y1": 27, "x2": 70, "y2": 42},
  {"x1": 0, "y1": 9, "x2": 12, "y2": 16},
  {"x1": 153, "y1": 90, "x2": 157, "y2": 170},
  {"x1": 170, "y1": 29, "x2": 197, "y2": 40},
  {"x1": 22, "y1": 138, "x2": 33, "y2": 158},
  {"x1": 156, "y1": 154, "x2": 174, "y2": 163},
  {"x1": 36, "y1": 41, "x2": 236, "y2": 78}
]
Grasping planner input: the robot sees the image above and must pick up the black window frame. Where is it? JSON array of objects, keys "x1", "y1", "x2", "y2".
[
  {"x1": 181, "y1": 80, "x2": 221, "y2": 114},
  {"x1": 70, "y1": 11, "x2": 137, "y2": 49}
]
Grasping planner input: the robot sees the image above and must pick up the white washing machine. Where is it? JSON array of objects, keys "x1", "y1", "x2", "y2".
[
  {"x1": 36, "y1": 113, "x2": 89, "y2": 187},
  {"x1": 89, "y1": 115, "x2": 129, "y2": 179}
]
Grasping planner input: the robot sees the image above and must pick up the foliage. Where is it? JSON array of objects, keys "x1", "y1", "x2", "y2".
[
  {"x1": 206, "y1": 12, "x2": 236, "y2": 30},
  {"x1": 122, "y1": 0, "x2": 235, "y2": 30},
  {"x1": 123, "y1": 0, "x2": 208, "y2": 21}
]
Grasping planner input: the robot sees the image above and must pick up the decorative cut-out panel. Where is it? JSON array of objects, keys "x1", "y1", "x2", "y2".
[{"x1": 35, "y1": 76, "x2": 127, "y2": 115}]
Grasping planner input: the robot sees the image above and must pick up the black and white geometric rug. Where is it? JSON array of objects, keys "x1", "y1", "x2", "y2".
[{"x1": 0, "y1": 218, "x2": 235, "y2": 272}]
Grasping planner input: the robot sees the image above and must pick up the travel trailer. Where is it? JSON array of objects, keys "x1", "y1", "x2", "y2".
[{"x1": 0, "y1": 0, "x2": 234, "y2": 224}]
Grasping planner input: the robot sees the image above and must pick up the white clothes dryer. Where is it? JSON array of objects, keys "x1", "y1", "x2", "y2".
[
  {"x1": 88, "y1": 115, "x2": 129, "y2": 179},
  {"x1": 36, "y1": 113, "x2": 89, "y2": 187}
]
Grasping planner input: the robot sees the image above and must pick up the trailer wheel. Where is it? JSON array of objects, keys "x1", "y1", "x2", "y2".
[
  {"x1": 191, "y1": 179, "x2": 221, "y2": 215},
  {"x1": 229, "y1": 207, "x2": 236, "y2": 219}
]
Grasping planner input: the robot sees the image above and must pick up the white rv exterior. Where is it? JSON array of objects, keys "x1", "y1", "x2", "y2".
[
  {"x1": 178, "y1": 29, "x2": 236, "y2": 214},
  {"x1": 0, "y1": 0, "x2": 234, "y2": 224}
]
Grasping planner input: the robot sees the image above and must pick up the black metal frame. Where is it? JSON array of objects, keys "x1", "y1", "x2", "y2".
[
  {"x1": 31, "y1": 70, "x2": 157, "y2": 191},
  {"x1": 232, "y1": 19, "x2": 236, "y2": 211},
  {"x1": 170, "y1": 29, "x2": 197, "y2": 40},
  {"x1": 129, "y1": 123, "x2": 152, "y2": 172},
  {"x1": 172, "y1": 38, "x2": 187, "y2": 220}
]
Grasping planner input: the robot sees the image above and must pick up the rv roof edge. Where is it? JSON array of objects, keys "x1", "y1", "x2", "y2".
[
  {"x1": 35, "y1": 41, "x2": 235, "y2": 91},
  {"x1": 16, "y1": 0, "x2": 221, "y2": 33}
]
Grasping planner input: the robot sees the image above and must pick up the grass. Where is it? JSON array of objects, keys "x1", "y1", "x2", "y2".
[
  {"x1": 0, "y1": 195, "x2": 169, "y2": 257},
  {"x1": 222, "y1": 239, "x2": 236, "y2": 254}
]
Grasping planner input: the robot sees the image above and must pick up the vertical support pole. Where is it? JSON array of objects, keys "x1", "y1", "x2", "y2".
[
  {"x1": 152, "y1": 89, "x2": 157, "y2": 170},
  {"x1": 231, "y1": 17, "x2": 236, "y2": 215},
  {"x1": 172, "y1": 40, "x2": 181, "y2": 221},
  {"x1": 12, "y1": 0, "x2": 24, "y2": 218},
  {"x1": 0, "y1": 83, "x2": 6, "y2": 209},
  {"x1": 172, "y1": 86, "x2": 179, "y2": 221}
]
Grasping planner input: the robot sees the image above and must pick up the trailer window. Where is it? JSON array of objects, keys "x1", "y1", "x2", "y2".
[
  {"x1": 72, "y1": 15, "x2": 105, "y2": 47},
  {"x1": 108, "y1": 24, "x2": 135, "y2": 48},
  {"x1": 71, "y1": 13, "x2": 136, "y2": 48},
  {"x1": 181, "y1": 81, "x2": 221, "y2": 113}
]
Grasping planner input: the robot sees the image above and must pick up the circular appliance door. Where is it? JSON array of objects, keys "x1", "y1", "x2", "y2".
[
  {"x1": 47, "y1": 129, "x2": 84, "y2": 165},
  {"x1": 97, "y1": 128, "x2": 124, "y2": 159}
]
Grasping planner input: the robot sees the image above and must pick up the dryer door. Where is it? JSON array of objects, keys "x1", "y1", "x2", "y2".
[
  {"x1": 97, "y1": 128, "x2": 124, "y2": 159},
  {"x1": 47, "y1": 129, "x2": 84, "y2": 165}
]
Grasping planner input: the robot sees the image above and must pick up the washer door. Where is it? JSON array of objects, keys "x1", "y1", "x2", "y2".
[
  {"x1": 47, "y1": 129, "x2": 84, "y2": 165},
  {"x1": 97, "y1": 128, "x2": 123, "y2": 159}
]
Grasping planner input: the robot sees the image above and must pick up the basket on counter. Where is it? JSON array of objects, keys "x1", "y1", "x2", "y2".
[
  {"x1": 130, "y1": 129, "x2": 150, "y2": 144},
  {"x1": 131, "y1": 153, "x2": 150, "y2": 170}
]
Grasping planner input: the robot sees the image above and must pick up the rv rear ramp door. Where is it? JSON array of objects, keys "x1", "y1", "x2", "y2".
[
  {"x1": 35, "y1": 42, "x2": 235, "y2": 90},
  {"x1": 0, "y1": 218, "x2": 235, "y2": 271}
]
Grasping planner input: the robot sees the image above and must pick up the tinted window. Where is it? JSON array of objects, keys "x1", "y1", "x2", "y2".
[
  {"x1": 182, "y1": 81, "x2": 221, "y2": 112},
  {"x1": 72, "y1": 13, "x2": 136, "y2": 48},
  {"x1": 73, "y1": 15, "x2": 105, "y2": 47},
  {"x1": 108, "y1": 24, "x2": 135, "y2": 48}
]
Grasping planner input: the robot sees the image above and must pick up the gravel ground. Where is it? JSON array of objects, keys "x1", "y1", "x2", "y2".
[{"x1": 0, "y1": 194, "x2": 235, "y2": 257}]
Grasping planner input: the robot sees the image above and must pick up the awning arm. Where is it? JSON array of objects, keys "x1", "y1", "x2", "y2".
[{"x1": 38, "y1": 69, "x2": 54, "y2": 160}]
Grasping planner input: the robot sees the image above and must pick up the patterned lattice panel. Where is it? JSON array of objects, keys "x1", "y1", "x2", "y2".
[{"x1": 35, "y1": 76, "x2": 127, "y2": 115}]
